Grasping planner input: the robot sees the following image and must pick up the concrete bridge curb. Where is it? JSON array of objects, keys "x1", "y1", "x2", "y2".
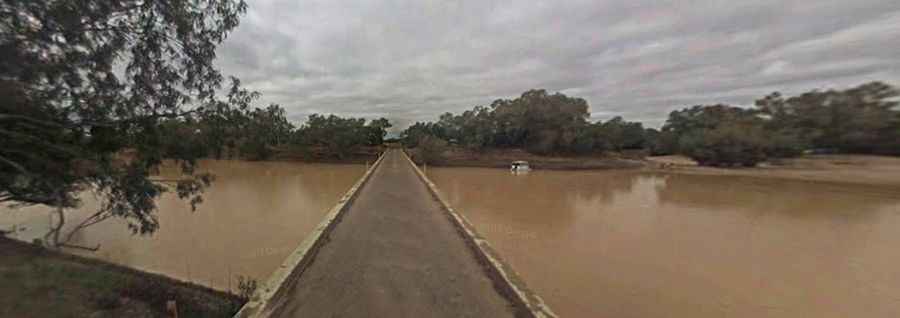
[
  {"x1": 402, "y1": 151, "x2": 558, "y2": 318},
  {"x1": 234, "y1": 151, "x2": 387, "y2": 318}
]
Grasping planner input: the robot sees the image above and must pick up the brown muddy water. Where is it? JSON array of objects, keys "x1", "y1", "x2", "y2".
[
  {"x1": 428, "y1": 167, "x2": 900, "y2": 318},
  {"x1": 0, "y1": 160, "x2": 366, "y2": 292}
]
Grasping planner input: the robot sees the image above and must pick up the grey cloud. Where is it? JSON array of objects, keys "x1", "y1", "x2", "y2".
[{"x1": 214, "y1": 0, "x2": 900, "y2": 128}]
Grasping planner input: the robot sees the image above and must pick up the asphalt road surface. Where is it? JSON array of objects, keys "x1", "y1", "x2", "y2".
[{"x1": 273, "y1": 149, "x2": 516, "y2": 318}]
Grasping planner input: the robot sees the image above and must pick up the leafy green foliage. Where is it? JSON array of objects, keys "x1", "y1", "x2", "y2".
[
  {"x1": 643, "y1": 128, "x2": 677, "y2": 156},
  {"x1": 416, "y1": 135, "x2": 448, "y2": 164},
  {"x1": 405, "y1": 82, "x2": 897, "y2": 166},
  {"x1": 660, "y1": 82, "x2": 900, "y2": 166},
  {"x1": 755, "y1": 81, "x2": 900, "y2": 155},
  {"x1": 402, "y1": 89, "x2": 650, "y2": 155},
  {"x1": 239, "y1": 104, "x2": 295, "y2": 160},
  {"x1": 365, "y1": 118, "x2": 393, "y2": 146},
  {"x1": 1, "y1": 0, "x2": 248, "y2": 239},
  {"x1": 678, "y1": 126, "x2": 768, "y2": 167},
  {"x1": 594, "y1": 116, "x2": 647, "y2": 151},
  {"x1": 1, "y1": 239, "x2": 242, "y2": 317},
  {"x1": 492, "y1": 89, "x2": 590, "y2": 153},
  {"x1": 662, "y1": 105, "x2": 772, "y2": 166},
  {"x1": 402, "y1": 121, "x2": 447, "y2": 148},
  {"x1": 292, "y1": 114, "x2": 389, "y2": 159},
  {"x1": 153, "y1": 107, "x2": 389, "y2": 162}
]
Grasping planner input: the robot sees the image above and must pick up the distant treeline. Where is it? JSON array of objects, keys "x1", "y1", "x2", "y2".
[
  {"x1": 160, "y1": 81, "x2": 391, "y2": 161},
  {"x1": 402, "y1": 81, "x2": 900, "y2": 167}
]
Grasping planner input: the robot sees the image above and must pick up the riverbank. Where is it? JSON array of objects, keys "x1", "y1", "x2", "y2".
[
  {"x1": 270, "y1": 145, "x2": 383, "y2": 164},
  {"x1": 408, "y1": 146, "x2": 900, "y2": 187},
  {"x1": 647, "y1": 154, "x2": 900, "y2": 187},
  {"x1": 0, "y1": 237, "x2": 243, "y2": 318},
  {"x1": 407, "y1": 147, "x2": 645, "y2": 170}
]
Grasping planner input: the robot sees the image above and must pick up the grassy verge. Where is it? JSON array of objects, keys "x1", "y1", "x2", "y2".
[{"x1": 0, "y1": 237, "x2": 244, "y2": 318}]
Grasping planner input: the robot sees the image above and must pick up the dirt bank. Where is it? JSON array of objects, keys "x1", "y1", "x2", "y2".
[
  {"x1": 0, "y1": 237, "x2": 243, "y2": 318},
  {"x1": 407, "y1": 147, "x2": 645, "y2": 170},
  {"x1": 647, "y1": 154, "x2": 900, "y2": 187}
]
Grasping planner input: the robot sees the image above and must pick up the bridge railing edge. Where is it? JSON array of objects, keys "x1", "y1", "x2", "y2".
[
  {"x1": 234, "y1": 150, "x2": 388, "y2": 318},
  {"x1": 401, "y1": 150, "x2": 559, "y2": 318}
]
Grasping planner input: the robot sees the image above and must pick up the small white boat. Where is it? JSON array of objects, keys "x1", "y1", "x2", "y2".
[{"x1": 510, "y1": 160, "x2": 531, "y2": 172}]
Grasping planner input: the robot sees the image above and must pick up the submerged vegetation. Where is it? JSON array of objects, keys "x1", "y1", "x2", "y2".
[{"x1": 403, "y1": 81, "x2": 900, "y2": 167}]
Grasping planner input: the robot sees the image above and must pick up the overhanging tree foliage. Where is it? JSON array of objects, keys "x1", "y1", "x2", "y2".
[{"x1": 1, "y1": 0, "x2": 248, "y2": 247}]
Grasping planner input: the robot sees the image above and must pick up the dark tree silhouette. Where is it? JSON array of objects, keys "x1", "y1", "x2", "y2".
[{"x1": 1, "y1": 0, "x2": 248, "y2": 246}]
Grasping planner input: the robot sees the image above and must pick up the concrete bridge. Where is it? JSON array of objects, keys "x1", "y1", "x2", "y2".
[{"x1": 236, "y1": 149, "x2": 555, "y2": 318}]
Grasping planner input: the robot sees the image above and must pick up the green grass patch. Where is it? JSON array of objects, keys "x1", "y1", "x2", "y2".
[{"x1": 0, "y1": 238, "x2": 243, "y2": 318}]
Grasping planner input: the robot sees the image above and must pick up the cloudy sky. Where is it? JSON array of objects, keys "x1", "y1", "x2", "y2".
[{"x1": 215, "y1": 0, "x2": 900, "y2": 130}]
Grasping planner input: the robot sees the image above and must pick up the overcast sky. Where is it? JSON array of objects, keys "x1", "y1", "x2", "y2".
[{"x1": 214, "y1": 0, "x2": 900, "y2": 130}]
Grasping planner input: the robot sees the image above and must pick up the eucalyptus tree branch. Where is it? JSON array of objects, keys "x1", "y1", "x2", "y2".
[{"x1": 0, "y1": 154, "x2": 29, "y2": 175}]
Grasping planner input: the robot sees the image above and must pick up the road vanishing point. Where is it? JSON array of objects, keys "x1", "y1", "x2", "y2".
[{"x1": 235, "y1": 149, "x2": 555, "y2": 318}]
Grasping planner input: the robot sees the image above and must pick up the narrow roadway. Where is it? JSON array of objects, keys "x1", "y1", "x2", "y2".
[{"x1": 272, "y1": 149, "x2": 516, "y2": 317}]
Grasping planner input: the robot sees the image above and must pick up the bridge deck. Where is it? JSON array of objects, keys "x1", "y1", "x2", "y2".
[{"x1": 271, "y1": 149, "x2": 516, "y2": 317}]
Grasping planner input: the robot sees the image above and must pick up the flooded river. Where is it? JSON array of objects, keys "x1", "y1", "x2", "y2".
[
  {"x1": 0, "y1": 160, "x2": 366, "y2": 292},
  {"x1": 428, "y1": 168, "x2": 900, "y2": 318}
]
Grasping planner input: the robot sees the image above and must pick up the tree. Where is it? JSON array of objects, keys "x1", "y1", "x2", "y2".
[
  {"x1": 402, "y1": 89, "x2": 643, "y2": 155},
  {"x1": 195, "y1": 78, "x2": 256, "y2": 158},
  {"x1": 678, "y1": 125, "x2": 768, "y2": 167},
  {"x1": 364, "y1": 118, "x2": 392, "y2": 146},
  {"x1": 663, "y1": 105, "x2": 770, "y2": 166},
  {"x1": 595, "y1": 116, "x2": 647, "y2": 151},
  {"x1": 402, "y1": 121, "x2": 446, "y2": 147},
  {"x1": 1, "y1": 0, "x2": 248, "y2": 247},
  {"x1": 158, "y1": 117, "x2": 207, "y2": 160},
  {"x1": 643, "y1": 128, "x2": 677, "y2": 156},
  {"x1": 502, "y1": 89, "x2": 590, "y2": 153},
  {"x1": 240, "y1": 104, "x2": 293, "y2": 160},
  {"x1": 416, "y1": 135, "x2": 448, "y2": 164},
  {"x1": 756, "y1": 81, "x2": 900, "y2": 154},
  {"x1": 298, "y1": 114, "x2": 374, "y2": 159},
  {"x1": 401, "y1": 82, "x2": 900, "y2": 160},
  {"x1": 570, "y1": 125, "x2": 597, "y2": 155}
]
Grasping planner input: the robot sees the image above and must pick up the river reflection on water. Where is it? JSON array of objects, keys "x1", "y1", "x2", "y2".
[
  {"x1": 0, "y1": 160, "x2": 366, "y2": 292},
  {"x1": 428, "y1": 168, "x2": 900, "y2": 318}
]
